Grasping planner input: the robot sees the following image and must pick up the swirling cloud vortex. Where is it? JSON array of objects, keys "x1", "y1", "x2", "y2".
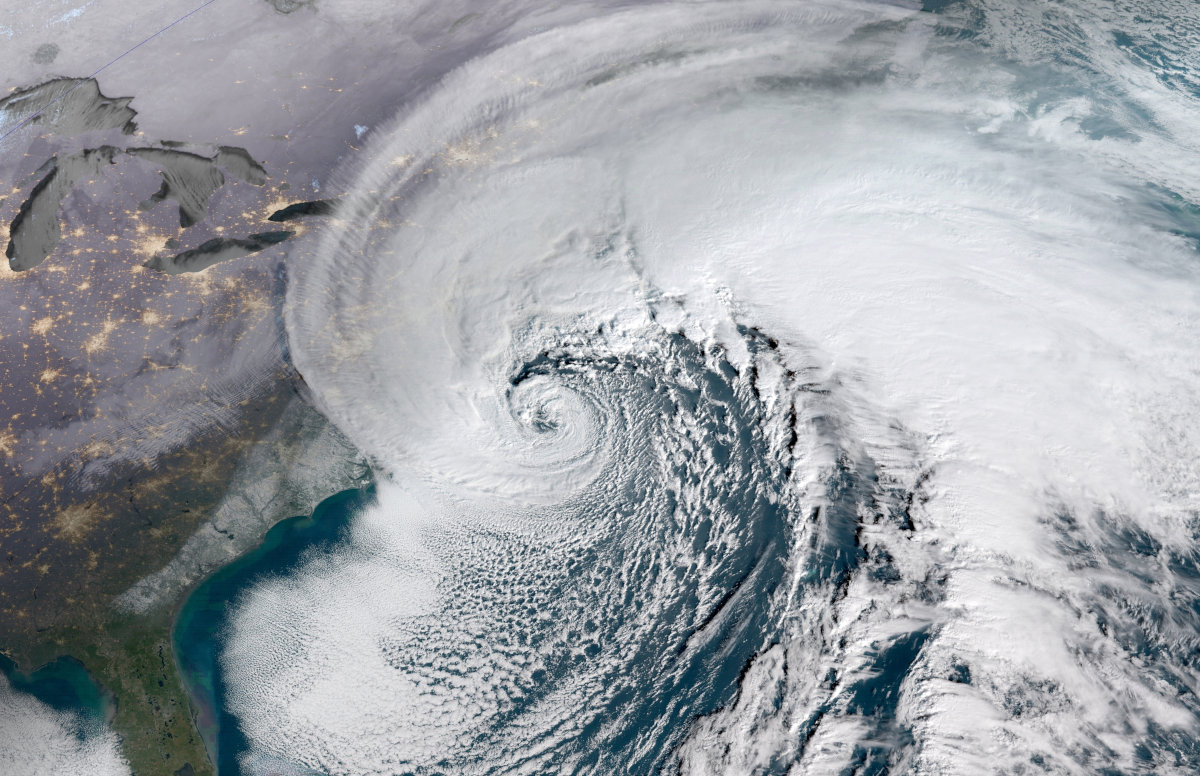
[{"x1": 259, "y1": 2, "x2": 1200, "y2": 774}]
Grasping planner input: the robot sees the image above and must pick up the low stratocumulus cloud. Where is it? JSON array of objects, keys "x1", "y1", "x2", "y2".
[
  {"x1": 209, "y1": 0, "x2": 1200, "y2": 773},
  {"x1": 0, "y1": 676, "x2": 129, "y2": 776}
]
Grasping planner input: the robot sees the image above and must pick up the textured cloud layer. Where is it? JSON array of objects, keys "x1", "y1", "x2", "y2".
[
  {"x1": 218, "y1": 0, "x2": 1200, "y2": 773},
  {"x1": 0, "y1": 676, "x2": 129, "y2": 776}
]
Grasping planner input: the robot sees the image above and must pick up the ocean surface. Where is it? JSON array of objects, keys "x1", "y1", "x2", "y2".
[
  {"x1": 174, "y1": 487, "x2": 376, "y2": 776},
  {"x1": 0, "y1": 654, "x2": 112, "y2": 730},
  {"x1": 6, "y1": 1, "x2": 1200, "y2": 774}
]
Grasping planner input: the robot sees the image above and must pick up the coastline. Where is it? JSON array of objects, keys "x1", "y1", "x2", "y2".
[
  {"x1": 0, "y1": 652, "x2": 115, "y2": 726},
  {"x1": 0, "y1": 395, "x2": 369, "y2": 776},
  {"x1": 172, "y1": 485, "x2": 375, "y2": 776}
]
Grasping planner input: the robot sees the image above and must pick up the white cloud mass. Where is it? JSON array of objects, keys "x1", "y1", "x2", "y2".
[
  {"x1": 0, "y1": 675, "x2": 129, "y2": 776},
  {"x1": 9, "y1": 0, "x2": 1200, "y2": 773},
  {"x1": 252, "y1": 1, "x2": 1200, "y2": 774}
]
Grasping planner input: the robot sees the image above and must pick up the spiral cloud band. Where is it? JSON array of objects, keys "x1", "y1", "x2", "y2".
[{"x1": 238, "y1": 1, "x2": 1200, "y2": 773}]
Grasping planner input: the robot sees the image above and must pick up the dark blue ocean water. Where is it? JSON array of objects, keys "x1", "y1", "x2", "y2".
[
  {"x1": 173, "y1": 486, "x2": 374, "y2": 776},
  {"x1": 0, "y1": 652, "x2": 112, "y2": 734}
]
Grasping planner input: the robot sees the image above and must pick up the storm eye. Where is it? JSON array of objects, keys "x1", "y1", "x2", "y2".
[{"x1": 527, "y1": 409, "x2": 558, "y2": 433}]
